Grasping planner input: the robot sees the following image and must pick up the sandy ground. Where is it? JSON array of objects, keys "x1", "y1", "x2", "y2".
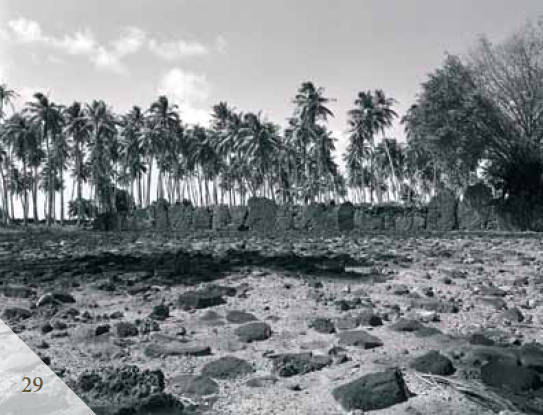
[{"x1": 1, "y1": 229, "x2": 543, "y2": 414}]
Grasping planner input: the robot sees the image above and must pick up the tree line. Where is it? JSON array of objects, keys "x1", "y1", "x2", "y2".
[{"x1": 1, "y1": 18, "x2": 542, "y2": 226}]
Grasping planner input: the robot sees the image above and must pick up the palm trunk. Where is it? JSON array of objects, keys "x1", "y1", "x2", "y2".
[
  {"x1": 146, "y1": 157, "x2": 153, "y2": 207},
  {"x1": 33, "y1": 166, "x2": 39, "y2": 223}
]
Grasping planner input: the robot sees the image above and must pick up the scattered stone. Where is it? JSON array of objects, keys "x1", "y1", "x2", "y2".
[
  {"x1": 234, "y1": 322, "x2": 272, "y2": 343},
  {"x1": 390, "y1": 318, "x2": 426, "y2": 332},
  {"x1": 2, "y1": 307, "x2": 32, "y2": 321},
  {"x1": 201, "y1": 356, "x2": 254, "y2": 379},
  {"x1": 177, "y1": 288, "x2": 226, "y2": 310},
  {"x1": 226, "y1": 310, "x2": 258, "y2": 324},
  {"x1": 500, "y1": 307, "x2": 524, "y2": 323},
  {"x1": 337, "y1": 330, "x2": 383, "y2": 349},
  {"x1": 144, "y1": 343, "x2": 211, "y2": 358},
  {"x1": 469, "y1": 333, "x2": 495, "y2": 346},
  {"x1": 332, "y1": 368, "x2": 411, "y2": 411},
  {"x1": 246, "y1": 375, "x2": 278, "y2": 388},
  {"x1": 2, "y1": 285, "x2": 35, "y2": 298},
  {"x1": 170, "y1": 375, "x2": 218, "y2": 396},
  {"x1": 478, "y1": 296, "x2": 507, "y2": 310},
  {"x1": 335, "y1": 315, "x2": 360, "y2": 331},
  {"x1": 481, "y1": 361, "x2": 542, "y2": 392},
  {"x1": 95, "y1": 324, "x2": 110, "y2": 336},
  {"x1": 149, "y1": 304, "x2": 169, "y2": 321},
  {"x1": 410, "y1": 350, "x2": 455, "y2": 375},
  {"x1": 41, "y1": 323, "x2": 53, "y2": 334},
  {"x1": 519, "y1": 342, "x2": 543, "y2": 373},
  {"x1": 309, "y1": 317, "x2": 335, "y2": 334},
  {"x1": 271, "y1": 352, "x2": 332, "y2": 377},
  {"x1": 115, "y1": 321, "x2": 139, "y2": 337},
  {"x1": 358, "y1": 310, "x2": 383, "y2": 327}
]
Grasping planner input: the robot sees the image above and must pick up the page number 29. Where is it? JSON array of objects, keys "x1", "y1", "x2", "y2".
[{"x1": 22, "y1": 376, "x2": 43, "y2": 392}]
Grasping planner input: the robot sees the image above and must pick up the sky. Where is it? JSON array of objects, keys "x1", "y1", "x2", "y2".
[{"x1": 1, "y1": 0, "x2": 543, "y2": 161}]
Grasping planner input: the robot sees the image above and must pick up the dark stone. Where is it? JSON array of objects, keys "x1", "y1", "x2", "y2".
[
  {"x1": 201, "y1": 356, "x2": 254, "y2": 379},
  {"x1": 52, "y1": 292, "x2": 76, "y2": 303},
  {"x1": 500, "y1": 307, "x2": 524, "y2": 322},
  {"x1": 337, "y1": 330, "x2": 383, "y2": 349},
  {"x1": 144, "y1": 343, "x2": 211, "y2": 358},
  {"x1": 332, "y1": 368, "x2": 411, "y2": 411},
  {"x1": 390, "y1": 318, "x2": 425, "y2": 332},
  {"x1": 170, "y1": 375, "x2": 218, "y2": 396},
  {"x1": 226, "y1": 310, "x2": 258, "y2": 324},
  {"x1": 410, "y1": 350, "x2": 455, "y2": 375},
  {"x1": 177, "y1": 288, "x2": 226, "y2": 310},
  {"x1": 478, "y1": 286, "x2": 507, "y2": 297},
  {"x1": 149, "y1": 304, "x2": 170, "y2": 321},
  {"x1": 234, "y1": 322, "x2": 272, "y2": 343},
  {"x1": 95, "y1": 324, "x2": 110, "y2": 336},
  {"x1": 309, "y1": 318, "x2": 335, "y2": 334},
  {"x1": 271, "y1": 352, "x2": 332, "y2": 377},
  {"x1": 41, "y1": 323, "x2": 53, "y2": 334},
  {"x1": 519, "y1": 342, "x2": 543, "y2": 373},
  {"x1": 358, "y1": 310, "x2": 383, "y2": 327},
  {"x1": 469, "y1": 333, "x2": 495, "y2": 346},
  {"x1": 481, "y1": 360, "x2": 542, "y2": 392},
  {"x1": 115, "y1": 321, "x2": 139, "y2": 337},
  {"x1": 2, "y1": 307, "x2": 32, "y2": 321},
  {"x1": 246, "y1": 375, "x2": 278, "y2": 388},
  {"x1": 2, "y1": 285, "x2": 35, "y2": 298},
  {"x1": 335, "y1": 315, "x2": 360, "y2": 330},
  {"x1": 478, "y1": 296, "x2": 507, "y2": 310}
]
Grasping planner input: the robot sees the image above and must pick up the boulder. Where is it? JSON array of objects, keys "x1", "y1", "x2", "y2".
[
  {"x1": 247, "y1": 197, "x2": 277, "y2": 233},
  {"x1": 2, "y1": 307, "x2": 32, "y2": 321},
  {"x1": 481, "y1": 361, "x2": 542, "y2": 392},
  {"x1": 332, "y1": 368, "x2": 411, "y2": 411},
  {"x1": 337, "y1": 330, "x2": 383, "y2": 349},
  {"x1": 234, "y1": 322, "x2": 272, "y2": 342},
  {"x1": 115, "y1": 321, "x2": 139, "y2": 337},
  {"x1": 144, "y1": 343, "x2": 211, "y2": 358},
  {"x1": 410, "y1": 350, "x2": 455, "y2": 375},
  {"x1": 226, "y1": 310, "x2": 258, "y2": 324},
  {"x1": 201, "y1": 356, "x2": 254, "y2": 379},
  {"x1": 426, "y1": 189, "x2": 458, "y2": 231},
  {"x1": 170, "y1": 375, "x2": 218, "y2": 396},
  {"x1": 177, "y1": 288, "x2": 226, "y2": 310},
  {"x1": 271, "y1": 352, "x2": 332, "y2": 377},
  {"x1": 309, "y1": 317, "x2": 336, "y2": 334}
]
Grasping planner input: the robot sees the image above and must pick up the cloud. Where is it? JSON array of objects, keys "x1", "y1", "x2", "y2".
[
  {"x1": 113, "y1": 27, "x2": 147, "y2": 57},
  {"x1": 54, "y1": 29, "x2": 97, "y2": 55},
  {"x1": 157, "y1": 68, "x2": 211, "y2": 125},
  {"x1": 215, "y1": 35, "x2": 227, "y2": 54},
  {"x1": 148, "y1": 38, "x2": 208, "y2": 60},
  {"x1": 7, "y1": 18, "x2": 44, "y2": 43}
]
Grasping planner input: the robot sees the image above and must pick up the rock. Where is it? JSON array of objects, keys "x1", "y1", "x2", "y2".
[
  {"x1": 309, "y1": 318, "x2": 336, "y2": 334},
  {"x1": 332, "y1": 368, "x2": 411, "y2": 411},
  {"x1": 469, "y1": 333, "x2": 495, "y2": 346},
  {"x1": 95, "y1": 324, "x2": 110, "y2": 336},
  {"x1": 2, "y1": 307, "x2": 32, "y2": 321},
  {"x1": 410, "y1": 350, "x2": 455, "y2": 375},
  {"x1": 427, "y1": 189, "x2": 458, "y2": 231},
  {"x1": 136, "y1": 318, "x2": 160, "y2": 334},
  {"x1": 41, "y1": 323, "x2": 54, "y2": 334},
  {"x1": 115, "y1": 321, "x2": 139, "y2": 337},
  {"x1": 201, "y1": 356, "x2": 254, "y2": 379},
  {"x1": 410, "y1": 298, "x2": 459, "y2": 313},
  {"x1": 358, "y1": 310, "x2": 383, "y2": 327},
  {"x1": 335, "y1": 315, "x2": 360, "y2": 330},
  {"x1": 337, "y1": 330, "x2": 383, "y2": 349},
  {"x1": 246, "y1": 375, "x2": 278, "y2": 388},
  {"x1": 149, "y1": 304, "x2": 169, "y2": 321},
  {"x1": 177, "y1": 288, "x2": 226, "y2": 310},
  {"x1": 226, "y1": 310, "x2": 258, "y2": 324},
  {"x1": 234, "y1": 322, "x2": 272, "y2": 343},
  {"x1": 390, "y1": 318, "x2": 425, "y2": 332},
  {"x1": 200, "y1": 310, "x2": 222, "y2": 322},
  {"x1": 70, "y1": 365, "x2": 184, "y2": 415},
  {"x1": 458, "y1": 183, "x2": 493, "y2": 230},
  {"x1": 478, "y1": 286, "x2": 507, "y2": 297},
  {"x1": 170, "y1": 375, "x2": 218, "y2": 396},
  {"x1": 2, "y1": 285, "x2": 35, "y2": 298},
  {"x1": 271, "y1": 352, "x2": 332, "y2": 377},
  {"x1": 391, "y1": 284, "x2": 410, "y2": 295},
  {"x1": 519, "y1": 342, "x2": 543, "y2": 373},
  {"x1": 144, "y1": 343, "x2": 211, "y2": 358},
  {"x1": 481, "y1": 360, "x2": 542, "y2": 392},
  {"x1": 479, "y1": 296, "x2": 507, "y2": 310},
  {"x1": 500, "y1": 307, "x2": 524, "y2": 323}
]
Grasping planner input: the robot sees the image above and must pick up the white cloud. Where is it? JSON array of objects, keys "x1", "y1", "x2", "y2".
[
  {"x1": 54, "y1": 29, "x2": 97, "y2": 55},
  {"x1": 7, "y1": 18, "x2": 44, "y2": 43},
  {"x1": 113, "y1": 27, "x2": 147, "y2": 57},
  {"x1": 148, "y1": 38, "x2": 208, "y2": 60},
  {"x1": 157, "y1": 68, "x2": 211, "y2": 125},
  {"x1": 215, "y1": 35, "x2": 227, "y2": 54}
]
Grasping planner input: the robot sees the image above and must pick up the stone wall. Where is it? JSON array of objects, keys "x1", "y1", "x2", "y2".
[{"x1": 105, "y1": 183, "x2": 543, "y2": 234}]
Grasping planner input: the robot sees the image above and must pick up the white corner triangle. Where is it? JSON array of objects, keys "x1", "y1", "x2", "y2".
[{"x1": 0, "y1": 318, "x2": 96, "y2": 415}]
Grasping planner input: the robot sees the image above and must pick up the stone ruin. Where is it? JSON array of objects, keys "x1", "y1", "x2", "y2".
[{"x1": 96, "y1": 182, "x2": 542, "y2": 233}]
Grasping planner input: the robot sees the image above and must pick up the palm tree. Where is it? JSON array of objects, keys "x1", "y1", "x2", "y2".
[
  {"x1": 120, "y1": 106, "x2": 146, "y2": 209},
  {"x1": 64, "y1": 102, "x2": 90, "y2": 224},
  {"x1": 0, "y1": 84, "x2": 17, "y2": 122},
  {"x1": 26, "y1": 93, "x2": 63, "y2": 225}
]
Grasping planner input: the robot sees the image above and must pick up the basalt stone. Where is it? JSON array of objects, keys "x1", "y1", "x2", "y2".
[
  {"x1": 337, "y1": 330, "x2": 383, "y2": 349},
  {"x1": 115, "y1": 321, "x2": 139, "y2": 337},
  {"x1": 234, "y1": 322, "x2": 272, "y2": 342},
  {"x1": 410, "y1": 350, "x2": 455, "y2": 375},
  {"x1": 358, "y1": 310, "x2": 383, "y2": 327},
  {"x1": 332, "y1": 368, "x2": 411, "y2": 411},
  {"x1": 271, "y1": 352, "x2": 332, "y2": 377},
  {"x1": 226, "y1": 310, "x2": 258, "y2": 324},
  {"x1": 2, "y1": 285, "x2": 35, "y2": 298},
  {"x1": 144, "y1": 342, "x2": 211, "y2": 358},
  {"x1": 481, "y1": 361, "x2": 542, "y2": 392},
  {"x1": 201, "y1": 356, "x2": 254, "y2": 380},
  {"x1": 335, "y1": 315, "x2": 360, "y2": 330},
  {"x1": 500, "y1": 307, "x2": 524, "y2": 323},
  {"x1": 519, "y1": 342, "x2": 543, "y2": 373},
  {"x1": 149, "y1": 304, "x2": 169, "y2": 321},
  {"x1": 170, "y1": 375, "x2": 218, "y2": 396},
  {"x1": 309, "y1": 317, "x2": 336, "y2": 334},
  {"x1": 246, "y1": 375, "x2": 278, "y2": 388},
  {"x1": 2, "y1": 307, "x2": 32, "y2": 321},
  {"x1": 389, "y1": 318, "x2": 425, "y2": 332},
  {"x1": 177, "y1": 289, "x2": 226, "y2": 310},
  {"x1": 478, "y1": 296, "x2": 507, "y2": 310},
  {"x1": 95, "y1": 324, "x2": 110, "y2": 336}
]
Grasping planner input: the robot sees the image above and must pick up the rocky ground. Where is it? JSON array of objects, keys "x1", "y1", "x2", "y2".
[{"x1": 1, "y1": 228, "x2": 543, "y2": 414}]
